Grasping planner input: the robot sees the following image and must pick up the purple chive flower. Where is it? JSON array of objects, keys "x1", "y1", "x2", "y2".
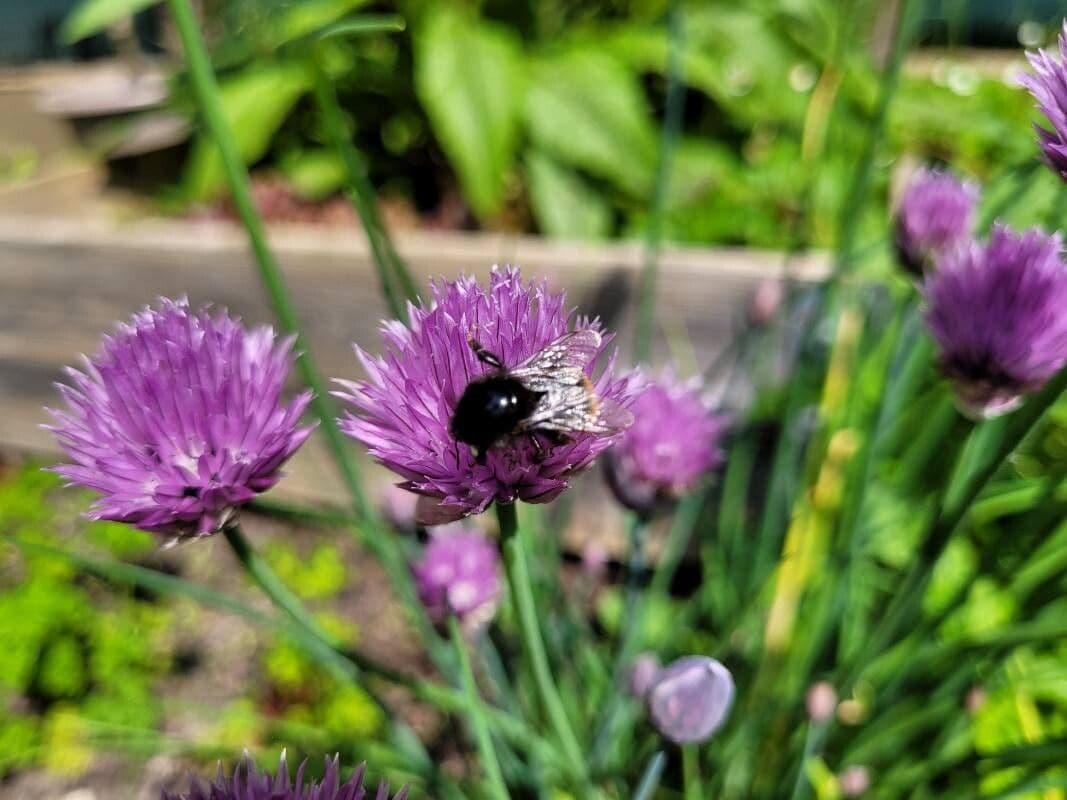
[
  {"x1": 162, "y1": 753, "x2": 407, "y2": 800},
  {"x1": 893, "y1": 168, "x2": 978, "y2": 275},
  {"x1": 604, "y1": 375, "x2": 727, "y2": 516},
  {"x1": 646, "y1": 656, "x2": 735, "y2": 744},
  {"x1": 924, "y1": 224, "x2": 1067, "y2": 418},
  {"x1": 413, "y1": 528, "x2": 502, "y2": 629},
  {"x1": 1021, "y1": 23, "x2": 1067, "y2": 180},
  {"x1": 46, "y1": 298, "x2": 314, "y2": 542},
  {"x1": 336, "y1": 267, "x2": 639, "y2": 524}
]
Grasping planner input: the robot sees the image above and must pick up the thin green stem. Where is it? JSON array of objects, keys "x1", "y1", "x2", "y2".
[
  {"x1": 632, "y1": 751, "x2": 667, "y2": 800},
  {"x1": 682, "y1": 745, "x2": 702, "y2": 800},
  {"x1": 222, "y1": 523, "x2": 336, "y2": 644},
  {"x1": 15, "y1": 535, "x2": 549, "y2": 757},
  {"x1": 788, "y1": 720, "x2": 829, "y2": 800},
  {"x1": 851, "y1": 365, "x2": 1067, "y2": 678},
  {"x1": 165, "y1": 0, "x2": 436, "y2": 655},
  {"x1": 834, "y1": 0, "x2": 914, "y2": 272},
  {"x1": 166, "y1": 0, "x2": 369, "y2": 518},
  {"x1": 496, "y1": 502, "x2": 587, "y2": 782},
  {"x1": 450, "y1": 617, "x2": 511, "y2": 800},
  {"x1": 633, "y1": 3, "x2": 685, "y2": 363},
  {"x1": 308, "y1": 51, "x2": 419, "y2": 317}
]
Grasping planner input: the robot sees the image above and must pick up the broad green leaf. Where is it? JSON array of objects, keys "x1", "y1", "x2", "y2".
[
  {"x1": 525, "y1": 48, "x2": 657, "y2": 198},
  {"x1": 280, "y1": 149, "x2": 347, "y2": 200},
  {"x1": 183, "y1": 64, "x2": 310, "y2": 202},
  {"x1": 414, "y1": 6, "x2": 524, "y2": 219},
  {"x1": 524, "y1": 151, "x2": 611, "y2": 240},
  {"x1": 600, "y1": 8, "x2": 808, "y2": 128},
  {"x1": 61, "y1": 0, "x2": 161, "y2": 43}
]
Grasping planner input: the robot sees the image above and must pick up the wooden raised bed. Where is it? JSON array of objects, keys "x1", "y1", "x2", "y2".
[{"x1": 0, "y1": 214, "x2": 825, "y2": 545}]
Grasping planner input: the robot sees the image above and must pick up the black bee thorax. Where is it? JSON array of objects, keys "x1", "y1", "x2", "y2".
[{"x1": 450, "y1": 375, "x2": 543, "y2": 453}]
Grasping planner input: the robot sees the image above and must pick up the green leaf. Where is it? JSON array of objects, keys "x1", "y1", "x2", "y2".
[
  {"x1": 524, "y1": 151, "x2": 611, "y2": 240},
  {"x1": 317, "y1": 14, "x2": 406, "y2": 40},
  {"x1": 183, "y1": 63, "x2": 310, "y2": 202},
  {"x1": 414, "y1": 6, "x2": 524, "y2": 219},
  {"x1": 61, "y1": 0, "x2": 161, "y2": 43},
  {"x1": 266, "y1": 0, "x2": 370, "y2": 49},
  {"x1": 524, "y1": 48, "x2": 657, "y2": 198},
  {"x1": 280, "y1": 149, "x2": 347, "y2": 200}
]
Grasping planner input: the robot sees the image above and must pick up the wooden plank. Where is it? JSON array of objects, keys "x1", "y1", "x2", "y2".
[{"x1": 0, "y1": 214, "x2": 826, "y2": 537}]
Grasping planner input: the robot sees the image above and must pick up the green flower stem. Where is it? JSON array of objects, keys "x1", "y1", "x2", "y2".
[
  {"x1": 833, "y1": 0, "x2": 914, "y2": 272},
  {"x1": 788, "y1": 719, "x2": 829, "y2": 800},
  {"x1": 632, "y1": 750, "x2": 667, "y2": 800},
  {"x1": 165, "y1": 0, "x2": 437, "y2": 657},
  {"x1": 591, "y1": 490, "x2": 706, "y2": 767},
  {"x1": 632, "y1": 2, "x2": 685, "y2": 364},
  {"x1": 449, "y1": 617, "x2": 512, "y2": 800},
  {"x1": 682, "y1": 745, "x2": 703, "y2": 800},
  {"x1": 222, "y1": 523, "x2": 335, "y2": 644},
  {"x1": 308, "y1": 51, "x2": 419, "y2": 318},
  {"x1": 853, "y1": 365, "x2": 1067, "y2": 678},
  {"x1": 15, "y1": 535, "x2": 550, "y2": 757},
  {"x1": 496, "y1": 502, "x2": 587, "y2": 782}
]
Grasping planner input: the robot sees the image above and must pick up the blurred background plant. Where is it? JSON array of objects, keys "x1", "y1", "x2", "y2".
[{"x1": 18, "y1": 0, "x2": 1067, "y2": 251}]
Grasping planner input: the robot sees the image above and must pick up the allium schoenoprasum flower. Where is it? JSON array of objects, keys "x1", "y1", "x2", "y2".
[
  {"x1": 646, "y1": 655, "x2": 735, "y2": 745},
  {"x1": 893, "y1": 168, "x2": 978, "y2": 275},
  {"x1": 923, "y1": 224, "x2": 1067, "y2": 418},
  {"x1": 162, "y1": 753, "x2": 407, "y2": 800},
  {"x1": 1021, "y1": 23, "x2": 1067, "y2": 180},
  {"x1": 336, "y1": 267, "x2": 640, "y2": 524},
  {"x1": 413, "y1": 527, "x2": 502, "y2": 629},
  {"x1": 604, "y1": 375, "x2": 728, "y2": 516},
  {"x1": 46, "y1": 298, "x2": 315, "y2": 542}
]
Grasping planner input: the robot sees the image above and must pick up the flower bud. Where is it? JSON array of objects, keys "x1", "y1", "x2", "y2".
[
  {"x1": 626, "y1": 653, "x2": 662, "y2": 700},
  {"x1": 806, "y1": 681, "x2": 838, "y2": 723},
  {"x1": 646, "y1": 656, "x2": 734, "y2": 744},
  {"x1": 838, "y1": 765, "x2": 871, "y2": 797}
]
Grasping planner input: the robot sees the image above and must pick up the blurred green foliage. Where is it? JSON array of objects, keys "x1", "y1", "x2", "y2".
[
  {"x1": 0, "y1": 467, "x2": 166, "y2": 777},
  {"x1": 149, "y1": 0, "x2": 1046, "y2": 249},
  {"x1": 0, "y1": 465, "x2": 385, "y2": 781}
]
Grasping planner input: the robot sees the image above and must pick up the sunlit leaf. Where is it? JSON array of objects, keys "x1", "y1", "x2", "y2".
[
  {"x1": 524, "y1": 151, "x2": 612, "y2": 240},
  {"x1": 183, "y1": 64, "x2": 310, "y2": 202},
  {"x1": 525, "y1": 48, "x2": 657, "y2": 198},
  {"x1": 317, "y1": 14, "x2": 406, "y2": 40},
  {"x1": 280, "y1": 149, "x2": 347, "y2": 200},
  {"x1": 414, "y1": 6, "x2": 524, "y2": 219},
  {"x1": 61, "y1": 0, "x2": 160, "y2": 44}
]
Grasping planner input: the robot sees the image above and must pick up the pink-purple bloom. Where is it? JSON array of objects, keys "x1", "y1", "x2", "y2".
[
  {"x1": 923, "y1": 224, "x2": 1067, "y2": 417},
  {"x1": 413, "y1": 527, "x2": 502, "y2": 629},
  {"x1": 162, "y1": 753, "x2": 406, "y2": 800},
  {"x1": 336, "y1": 267, "x2": 639, "y2": 524},
  {"x1": 646, "y1": 655, "x2": 735, "y2": 744},
  {"x1": 604, "y1": 375, "x2": 727, "y2": 516},
  {"x1": 627, "y1": 652, "x2": 663, "y2": 700},
  {"x1": 1021, "y1": 23, "x2": 1067, "y2": 181},
  {"x1": 46, "y1": 298, "x2": 314, "y2": 541},
  {"x1": 893, "y1": 168, "x2": 978, "y2": 275}
]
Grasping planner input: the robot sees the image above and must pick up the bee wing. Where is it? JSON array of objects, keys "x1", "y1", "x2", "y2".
[
  {"x1": 519, "y1": 385, "x2": 633, "y2": 437},
  {"x1": 510, "y1": 330, "x2": 602, "y2": 390},
  {"x1": 590, "y1": 397, "x2": 634, "y2": 435}
]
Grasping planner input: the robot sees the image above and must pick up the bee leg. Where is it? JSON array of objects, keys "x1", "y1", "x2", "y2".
[
  {"x1": 474, "y1": 446, "x2": 488, "y2": 466},
  {"x1": 528, "y1": 433, "x2": 546, "y2": 463},
  {"x1": 467, "y1": 333, "x2": 505, "y2": 371}
]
